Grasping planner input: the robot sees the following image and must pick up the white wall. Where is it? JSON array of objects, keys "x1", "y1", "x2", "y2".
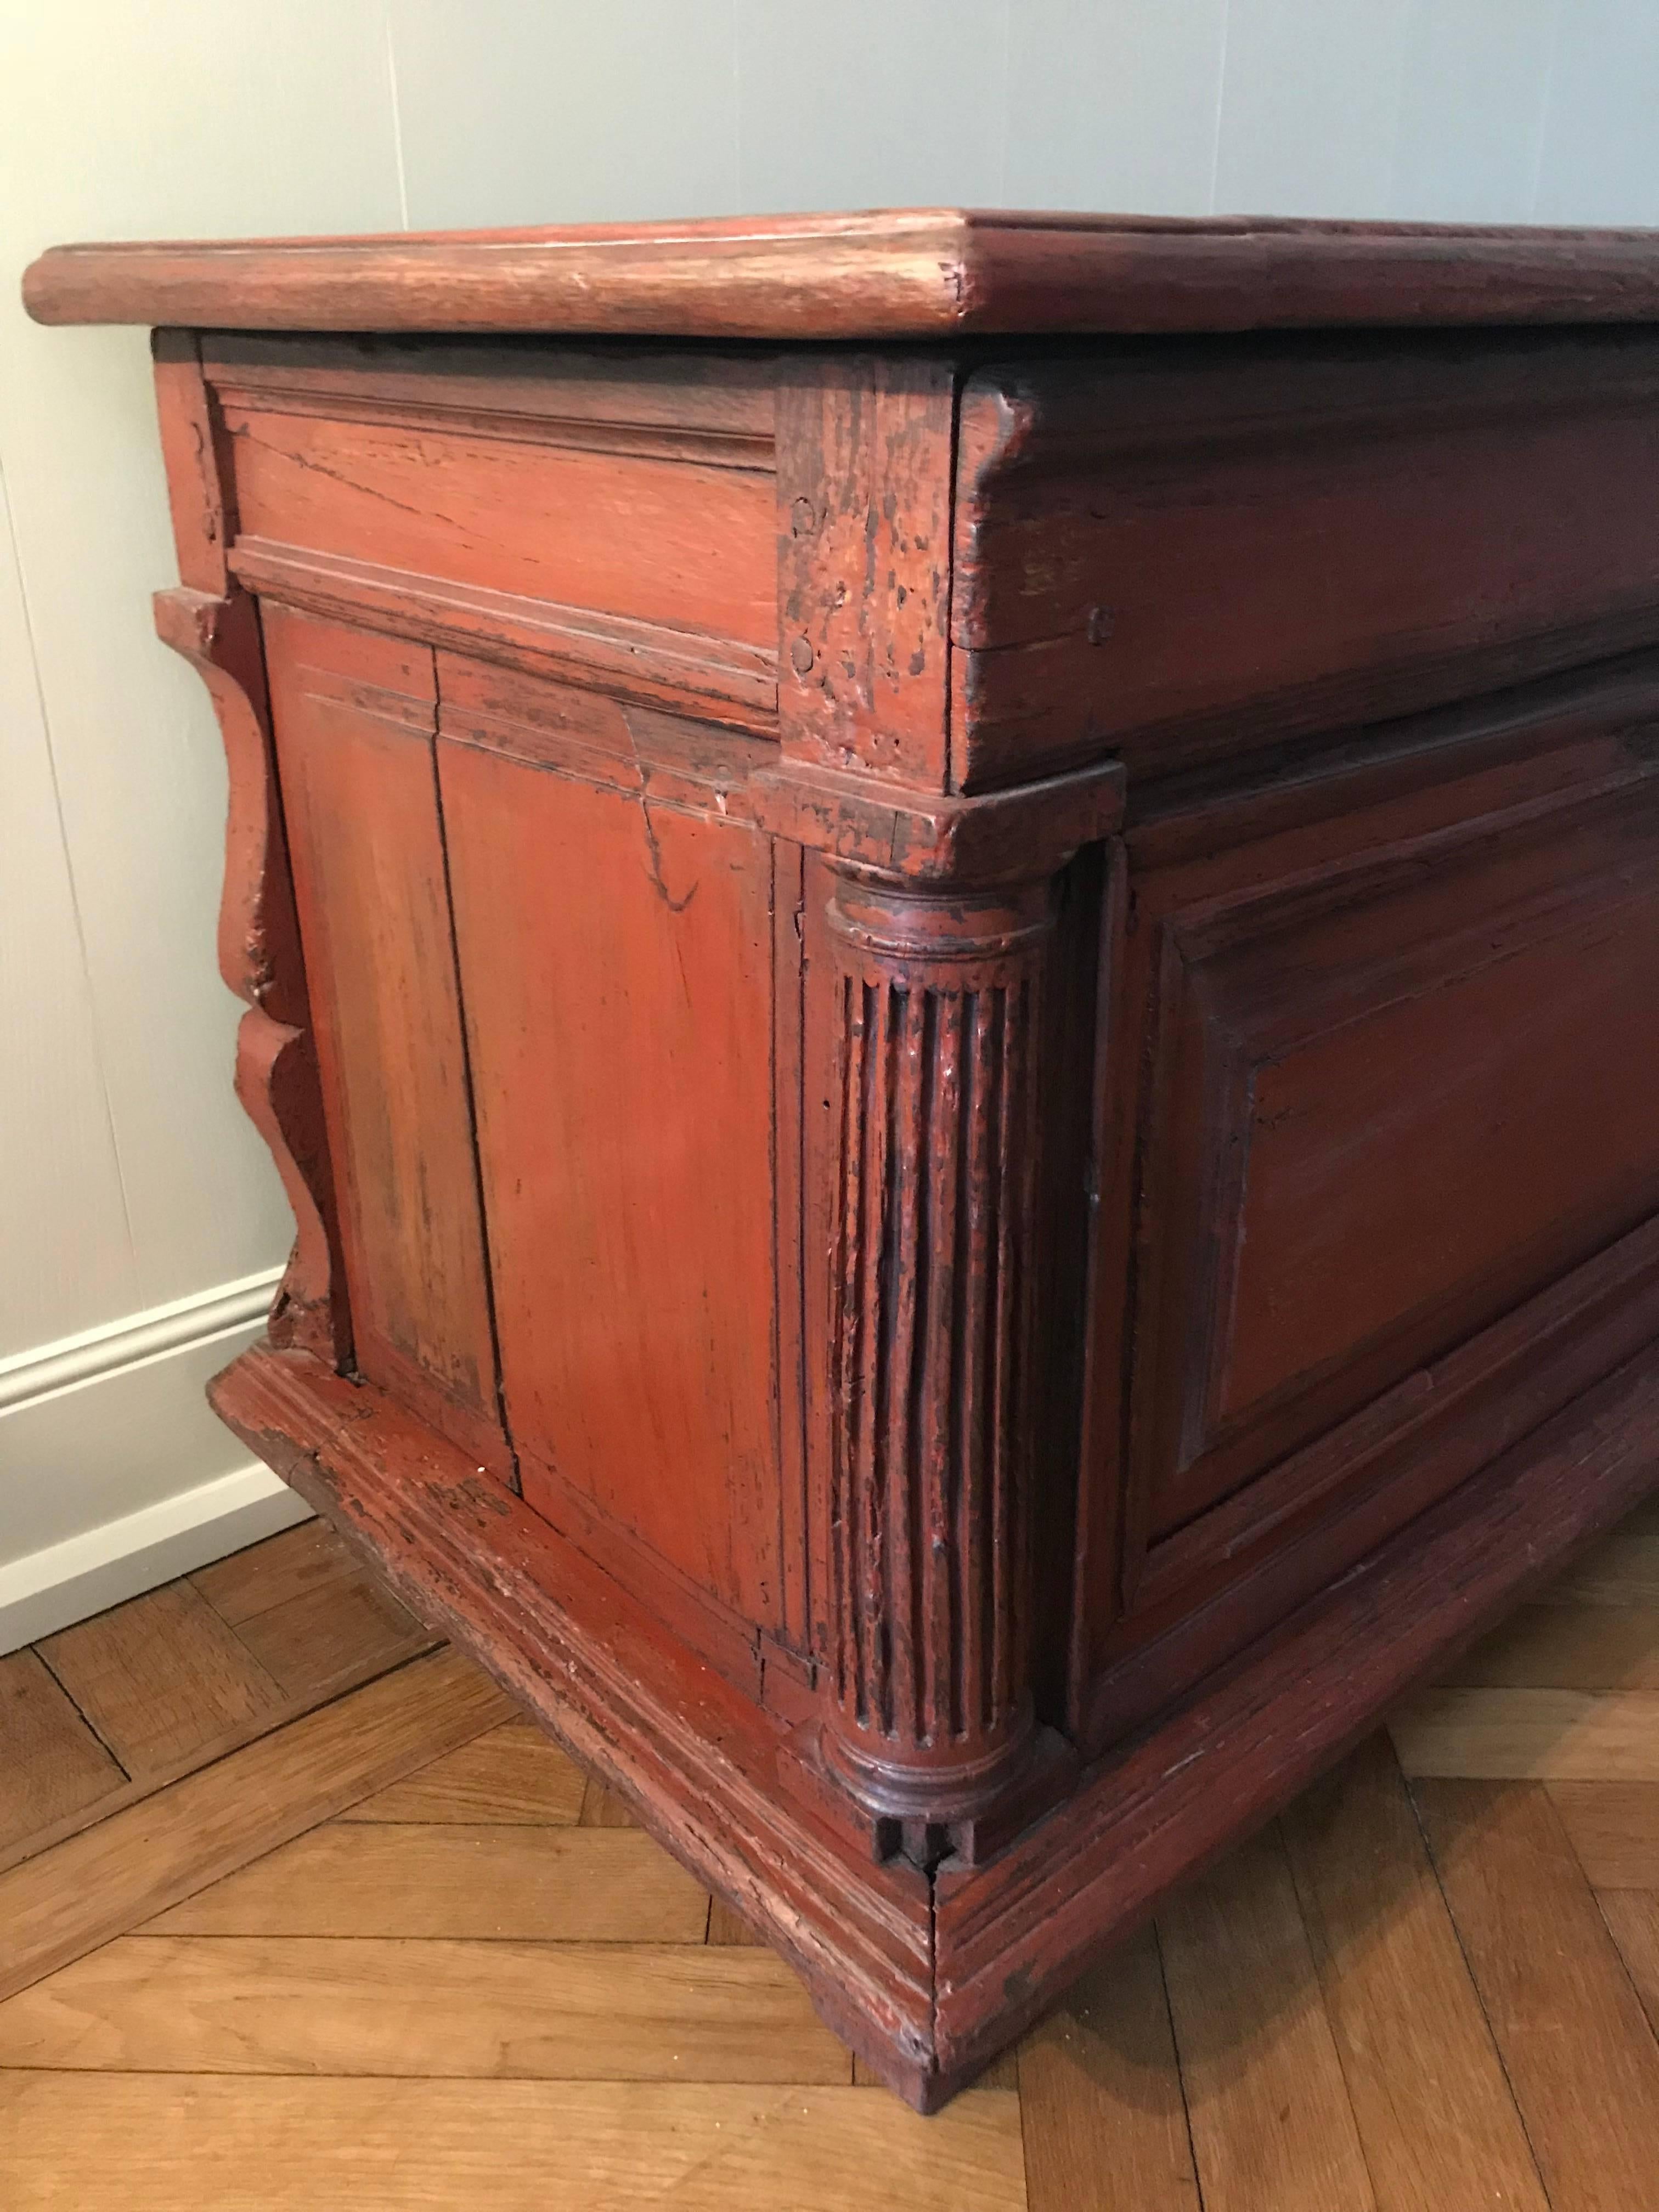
[{"x1": 3, "y1": 0, "x2": 1656, "y2": 1650}]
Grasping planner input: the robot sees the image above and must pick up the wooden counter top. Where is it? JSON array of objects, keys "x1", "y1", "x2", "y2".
[{"x1": 25, "y1": 206, "x2": 1659, "y2": 340}]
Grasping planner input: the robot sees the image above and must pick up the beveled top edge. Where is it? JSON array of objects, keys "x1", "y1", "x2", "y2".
[{"x1": 24, "y1": 207, "x2": 1659, "y2": 341}]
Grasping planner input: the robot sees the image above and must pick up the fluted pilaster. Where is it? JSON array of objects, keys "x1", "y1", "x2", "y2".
[{"x1": 815, "y1": 869, "x2": 1058, "y2": 1843}]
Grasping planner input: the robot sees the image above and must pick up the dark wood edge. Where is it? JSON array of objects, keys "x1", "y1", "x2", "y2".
[
  {"x1": 24, "y1": 209, "x2": 1659, "y2": 338},
  {"x1": 208, "y1": 1339, "x2": 940, "y2": 2107},
  {"x1": 930, "y1": 1336, "x2": 1659, "y2": 2079}
]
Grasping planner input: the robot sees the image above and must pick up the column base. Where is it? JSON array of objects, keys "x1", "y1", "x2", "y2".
[{"x1": 779, "y1": 1716, "x2": 1079, "y2": 1869}]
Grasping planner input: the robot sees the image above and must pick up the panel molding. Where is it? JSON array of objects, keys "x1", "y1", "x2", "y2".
[
  {"x1": 1128, "y1": 764, "x2": 1659, "y2": 1545},
  {"x1": 202, "y1": 335, "x2": 778, "y2": 467},
  {"x1": 234, "y1": 540, "x2": 780, "y2": 733},
  {"x1": 1071, "y1": 757, "x2": 1659, "y2": 1752},
  {"x1": 0, "y1": 1265, "x2": 280, "y2": 1415}
]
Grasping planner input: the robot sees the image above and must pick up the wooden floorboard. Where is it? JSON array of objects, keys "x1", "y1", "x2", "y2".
[
  {"x1": 1391, "y1": 1686, "x2": 1659, "y2": 1779},
  {"x1": 190, "y1": 1519, "x2": 387, "y2": 1624},
  {"x1": 578, "y1": 1776, "x2": 642, "y2": 1828},
  {"x1": 336, "y1": 1716, "x2": 585, "y2": 1826},
  {"x1": 1412, "y1": 1776, "x2": 1659, "y2": 2211},
  {"x1": 1598, "y1": 1890, "x2": 1659, "y2": 2042},
  {"x1": 38, "y1": 1580, "x2": 289, "y2": 1782},
  {"x1": 0, "y1": 1650, "x2": 125, "y2": 1854},
  {"x1": 138, "y1": 1822, "x2": 710, "y2": 1942},
  {"x1": 7, "y1": 1504, "x2": 1659, "y2": 2204},
  {"x1": 707, "y1": 1893, "x2": 766, "y2": 1946},
  {"x1": 0, "y1": 1645, "x2": 510, "y2": 2002},
  {"x1": 223, "y1": 1572, "x2": 431, "y2": 1701},
  {"x1": 1158, "y1": 1822, "x2": 1376, "y2": 2212},
  {"x1": 1016, "y1": 1922, "x2": 1201, "y2": 2212},
  {"x1": 0, "y1": 1936, "x2": 853, "y2": 2081},
  {"x1": 0, "y1": 2075, "x2": 1028, "y2": 2212},
  {"x1": 1, "y1": 1531, "x2": 448, "y2": 1879},
  {"x1": 1282, "y1": 1734, "x2": 1548, "y2": 2211},
  {"x1": 1549, "y1": 1780, "x2": 1659, "y2": 1887},
  {"x1": 1440, "y1": 1601, "x2": 1659, "y2": 1690}
]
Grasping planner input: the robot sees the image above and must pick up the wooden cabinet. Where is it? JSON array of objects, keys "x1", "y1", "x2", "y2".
[{"x1": 25, "y1": 208, "x2": 1659, "y2": 2109}]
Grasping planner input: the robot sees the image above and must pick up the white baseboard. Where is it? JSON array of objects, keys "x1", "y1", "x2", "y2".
[
  {"x1": 0, "y1": 1462, "x2": 312, "y2": 1655},
  {"x1": 0, "y1": 1265, "x2": 313, "y2": 1655}
]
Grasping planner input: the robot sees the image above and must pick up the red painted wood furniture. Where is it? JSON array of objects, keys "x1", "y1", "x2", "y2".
[{"x1": 25, "y1": 210, "x2": 1659, "y2": 2108}]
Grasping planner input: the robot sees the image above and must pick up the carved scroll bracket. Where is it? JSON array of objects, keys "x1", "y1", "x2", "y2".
[
  {"x1": 155, "y1": 583, "x2": 349, "y2": 1367},
  {"x1": 792, "y1": 861, "x2": 1082, "y2": 1866}
]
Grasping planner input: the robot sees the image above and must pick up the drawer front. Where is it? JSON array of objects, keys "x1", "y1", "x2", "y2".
[
  {"x1": 1075, "y1": 735, "x2": 1659, "y2": 1748},
  {"x1": 953, "y1": 329, "x2": 1659, "y2": 792},
  {"x1": 206, "y1": 336, "x2": 780, "y2": 731}
]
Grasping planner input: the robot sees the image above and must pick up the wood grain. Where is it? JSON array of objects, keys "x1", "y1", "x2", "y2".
[
  {"x1": 0, "y1": 1648, "x2": 510, "y2": 2003},
  {"x1": 1392, "y1": 1688, "x2": 1659, "y2": 1779},
  {"x1": 707, "y1": 1896, "x2": 766, "y2": 1946},
  {"x1": 439, "y1": 746, "x2": 783, "y2": 1640},
  {"x1": 1600, "y1": 1890, "x2": 1659, "y2": 2042},
  {"x1": 1441, "y1": 1602, "x2": 1659, "y2": 1691},
  {"x1": 38, "y1": 1582, "x2": 286, "y2": 1782},
  {"x1": 211, "y1": 1342, "x2": 937, "y2": 2107},
  {"x1": 1158, "y1": 1825, "x2": 1375, "y2": 2212},
  {"x1": 1016, "y1": 1922, "x2": 1200, "y2": 2212},
  {"x1": 222, "y1": 1573, "x2": 430, "y2": 1700},
  {"x1": 952, "y1": 336, "x2": 1659, "y2": 788},
  {"x1": 339, "y1": 1718, "x2": 584, "y2": 1826},
  {"x1": 1121, "y1": 770, "x2": 1659, "y2": 1563},
  {"x1": 263, "y1": 607, "x2": 507, "y2": 1474},
  {"x1": 1413, "y1": 1776, "x2": 1659, "y2": 2209},
  {"x1": 0, "y1": 1936, "x2": 851, "y2": 2083},
  {"x1": 1282, "y1": 1734, "x2": 1547, "y2": 2211},
  {"x1": 0, "y1": 1651, "x2": 124, "y2": 1856},
  {"x1": 190, "y1": 1519, "x2": 434, "y2": 1699},
  {"x1": 7, "y1": 1505, "x2": 1659, "y2": 2183},
  {"x1": 0, "y1": 2075, "x2": 1027, "y2": 2212},
  {"x1": 191, "y1": 1520, "x2": 364, "y2": 1624},
  {"x1": 776, "y1": 357, "x2": 955, "y2": 785},
  {"x1": 578, "y1": 1779, "x2": 641, "y2": 1830},
  {"x1": 226, "y1": 403, "x2": 774, "y2": 650},
  {"x1": 1074, "y1": 752, "x2": 1659, "y2": 1749},
  {"x1": 1548, "y1": 1496, "x2": 1659, "y2": 1606},
  {"x1": 28, "y1": 209, "x2": 1659, "y2": 338},
  {"x1": 140, "y1": 1823, "x2": 709, "y2": 1941},
  {"x1": 1549, "y1": 1782, "x2": 1659, "y2": 1888}
]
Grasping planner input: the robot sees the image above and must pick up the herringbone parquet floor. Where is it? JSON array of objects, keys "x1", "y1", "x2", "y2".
[{"x1": 5, "y1": 1496, "x2": 1659, "y2": 2209}]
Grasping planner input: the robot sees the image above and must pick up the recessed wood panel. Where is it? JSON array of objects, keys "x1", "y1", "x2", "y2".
[
  {"x1": 262, "y1": 607, "x2": 505, "y2": 1472},
  {"x1": 1132, "y1": 771, "x2": 1659, "y2": 1545},
  {"x1": 437, "y1": 732, "x2": 785, "y2": 1636}
]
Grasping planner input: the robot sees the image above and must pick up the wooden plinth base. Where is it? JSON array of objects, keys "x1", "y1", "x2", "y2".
[{"x1": 212, "y1": 1336, "x2": 1659, "y2": 2111}]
